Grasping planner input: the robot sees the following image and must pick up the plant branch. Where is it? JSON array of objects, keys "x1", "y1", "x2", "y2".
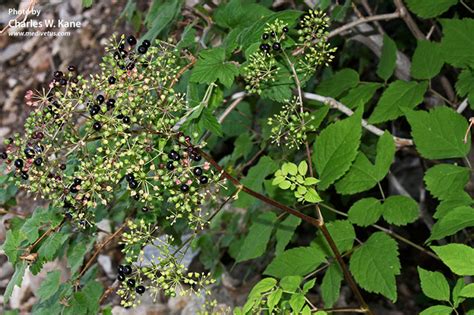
[{"x1": 393, "y1": 0, "x2": 425, "y2": 40}]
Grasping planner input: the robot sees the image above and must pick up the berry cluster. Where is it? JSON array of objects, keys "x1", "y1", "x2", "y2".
[{"x1": 259, "y1": 19, "x2": 289, "y2": 54}]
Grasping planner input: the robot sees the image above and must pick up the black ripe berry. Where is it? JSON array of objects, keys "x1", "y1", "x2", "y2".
[
  {"x1": 70, "y1": 185, "x2": 79, "y2": 194},
  {"x1": 138, "y1": 45, "x2": 148, "y2": 54},
  {"x1": 122, "y1": 116, "x2": 131, "y2": 124},
  {"x1": 282, "y1": 26, "x2": 289, "y2": 33},
  {"x1": 193, "y1": 154, "x2": 202, "y2": 162},
  {"x1": 126, "y1": 62, "x2": 135, "y2": 70},
  {"x1": 0, "y1": 152, "x2": 7, "y2": 159},
  {"x1": 21, "y1": 172, "x2": 29, "y2": 180},
  {"x1": 93, "y1": 121, "x2": 102, "y2": 131},
  {"x1": 199, "y1": 176, "x2": 209, "y2": 184},
  {"x1": 127, "y1": 278, "x2": 136, "y2": 288},
  {"x1": 53, "y1": 71, "x2": 63, "y2": 78},
  {"x1": 180, "y1": 184, "x2": 190, "y2": 192},
  {"x1": 118, "y1": 265, "x2": 125, "y2": 273},
  {"x1": 117, "y1": 273, "x2": 126, "y2": 282},
  {"x1": 125, "y1": 173, "x2": 134, "y2": 182},
  {"x1": 108, "y1": 76, "x2": 116, "y2": 84},
  {"x1": 133, "y1": 193, "x2": 140, "y2": 201},
  {"x1": 129, "y1": 180, "x2": 138, "y2": 189},
  {"x1": 96, "y1": 95, "x2": 105, "y2": 104},
  {"x1": 166, "y1": 161, "x2": 175, "y2": 170},
  {"x1": 90, "y1": 104, "x2": 101, "y2": 116},
  {"x1": 142, "y1": 39, "x2": 151, "y2": 48},
  {"x1": 135, "y1": 285, "x2": 145, "y2": 294},
  {"x1": 272, "y1": 42, "x2": 281, "y2": 51},
  {"x1": 59, "y1": 163, "x2": 67, "y2": 170},
  {"x1": 262, "y1": 33, "x2": 269, "y2": 40},
  {"x1": 127, "y1": 35, "x2": 137, "y2": 46},
  {"x1": 270, "y1": 31, "x2": 276, "y2": 37},
  {"x1": 142, "y1": 206, "x2": 149, "y2": 212},
  {"x1": 68, "y1": 65, "x2": 77, "y2": 72},
  {"x1": 123, "y1": 265, "x2": 132, "y2": 275},
  {"x1": 73, "y1": 178, "x2": 82, "y2": 186},
  {"x1": 24, "y1": 147, "x2": 35, "y2": 158},
  {"x1": 34, "y1": 157, "x2": 43, "y2": 166},
  {"x1": 106, "y1": 99, "x2": 116, "y2": 110},
  {"x1": 193, "y1": 167, "x2": 203, "y2": 176},
  {"x1": 168, "y1": 150, "x2": 180, "y2": 161},
  {"x1": 14, "y1": 159, "x2": 24, "y2": 169},
  {"x1": 59, "y1": 78, "x2": 67, "y2": 86}
]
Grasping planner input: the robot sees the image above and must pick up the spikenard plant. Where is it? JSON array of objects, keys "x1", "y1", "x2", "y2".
[{"x1": 1, "y1": 0, "x2": 474, "y2": 314}]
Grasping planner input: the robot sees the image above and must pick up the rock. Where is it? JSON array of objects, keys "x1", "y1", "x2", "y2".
[
  {"x1": 28, "y1": 46, "x2": 50, "y2": 72},
  {"x1": 0, "y1": 43, "x2": 23, "y2": 63}
]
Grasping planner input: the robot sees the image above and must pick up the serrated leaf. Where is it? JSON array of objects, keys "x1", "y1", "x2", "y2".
[
  {"x1": 38, "y1": 232, "x2": 70, "y2": 262},
  {"x1": 321, "y1": 264, "x2": 343, "y2": 307},
  {"x1": 424, "y1": 164, "x2": 470, "y2": 200},
  {"x1": 264, "y1": 246, "x2": 326, "y2": 278},
  {"x1": 142, "y1": 0, "x2": 181, "y2": 42},
  {"x1": 368, "y1": 80, "x2": 428, "y2": 124},
  {"x1": 289, "y1": 293, "x2": 305, "y2": 313},
  {"x1": 377, "y1": 35, "x2": 397, "y2": 81},
  {"x1": 304, "y1": 188, "x2": 322, "y2": 203},
  {"x1": 435, "y1": 194, "x2": 473, "y2": 219},
  {"x1": 411, "y1": 40, "x2": 444, "y2": 80},
  {"x1": 441, "y1": 18, "x2": 474, "y2": 68},
  {"x1": 460, "y1": 283, "x2": 474, "y2": 297},
  {"x1": 336, "y1": 132, "x2": 395, "y2": 195},
  {"x1": 429, "y1": 207, "x2": 474, "y2": 241},
  {"x1": 348, "y1": 198, "x2": 384, "y2": 227},
  {"x1": 406, "y1": 106, "x2": 471, "y2": 159},
  {"x1": 37, "y1": 270, "x2": 61, "y2": 301},
  {"x1": 349, "y1": 232, "x2": 401, "y2": 301},
  {"x1": 190, "y1": 48, "x2": 239, "y2": 88},
  {"x1": 455, "y1": 69, "x2": 474, "y2": 107},
  {"x1": 214, "y1": 0, "x2": 271, "y2": 29},
  {"x1": 406, "y1": 0, "x2": 457, "y2": 18},
  {"x1": 340, "y1": 83, "x2": 381, "y2": 109},
  {"x1": 382, "y1": 195, "x2": 419, "y2": 226},
  {"x1": 2, "y1": 229, "x2": 24, "y2": 265},
  {"x1": 280, "y1": 275, "x2": 302, "y2": 292},
  {"x1": 267, "y1": 288, "x2": 282, "y2": 313},
  {"x1": 432, "y1": 244, "x2": 474, "y2": 275},
  {"x1": 312, "y1": 220, "x2": 355, "y2": 256},
  {"x1": 237, "y1": 212, "x2": 277, "y2": 262},
  {"x1": 4, "y1": 262, "x2": 27, "y2": 304},
  {"x1": 417, "y1": 267, "x2": 450, "y2": 302},
  {"x1": 275, "y1": 215, "x2": 301, "y2": 255},
  {"x1": 420, "y1": 305, "x2": 453, "y2": 315},
  {"x1": 315, "y1": 69, "x2": 359, "y2": 98},
  {"x1": 231, "y1": 132, "x2": 253, "y2": 160},
  {"x1": 313, "y1": 108, "x2": 363, "y2": 190},
  {"x1": 248, "y1": 278, "x2": 277, "y2": 299}
]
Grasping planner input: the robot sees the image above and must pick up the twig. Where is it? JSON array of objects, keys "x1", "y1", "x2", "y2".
[
  {"x1": 457, "y1": 98, "x2": 470, "y2": 114},
  {"x1": 303, "y1": 92, "x2": 413, "y2": 147},
  {"x1": 393, "y1": 0, "x2": 425, "y2": 40},
  {"x1": 99, "y1": 280, "x2": 118, "y2": 305},
  {"x1": 0, "y1": 0, "x2": 38, "y2": 34},
  {"x1": 24, "y1": 218, "x2": 66, "y2": 255},
  {"x1": 320, "y1": 306, "x2": 368, "y2": 313},
  {"x1": 360, "y1": 0, "x2": 386, "y2": 35}
]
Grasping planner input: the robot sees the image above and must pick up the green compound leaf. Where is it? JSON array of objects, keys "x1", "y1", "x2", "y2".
[
  {"x1": 429, "y1": 206, "x2": 474, "y2": 242},
  {"x1": 275, "y1": 215, "x2": 301, "y2": 255},
  {"x1": 406, "y1": 106, "x2": 471, "y2": 159},
  {"x1": 460, "y1": 283, "x2": 474, "y2": 297},
  {"x1": 321, "y1": 264, "x2": 343, "y2": 307},
  {"x1": 4, "y1": 261, "x2": 27, "y2": 304},
  {"x1": 419, "y1": 305, "x2": 453, "y2": 315},
  {"x1": 377, "y1": 35, "x2": 397, "y2": 81},
  {"x1": 340, "y1": 83, "x2": 382, "y2": 109},
  {"x1": 424, "y1": 164, "x2": 470, "y2": 200},
  {"x1": 432, "y1": 244, "x2": 474, "y2": 276},
  {"x1": 348, "y1": 198, "x2": 384, "y2": 227},
  {"x1": 237, "y1": 211, "x2": 277, "y2": 262},
  {"x1": 190, "y1": 47, "x2": 239, "y2": 87},
  {"x1": 368, "y1": 80, "x2": 428, "y2": 124},
  {"x1": 382, "y1": 195, "x2": 419, "y2": 226},
  {"x1": 349, "y1": 232, "x2": 401, "y2": 302},
  {"x1": 411, "y1": 40, "x2": 444, "y2": 80},
  {"x1": 37, "y1": 270, "x2": 62, "y2": 301},
  {"x1": 264, "y1": 246, "x2": 326, "y2": 278},
  {"x1": 313, "y1": 108, "x2": 362, "y2": 190},
  {"x1": 441, "y1": 18, "x2": 474, "y2": 68},
  {"x1": 315, "y1": 68, "x2": 359, "y2": 98},
  {"x1": 455, "y1": 68, "x2": 474, "y2": 107},
  {"x1": 312, "y1": 220, "x2": 355, "y2": 257},
  {"x1": 335, "y1": 131, "x2": 395, "y2": 195},
  {"x1": 417, "y1": 267, "x2": 451, "y2": 302},
  {"x1": 406, "y1": 0, "x2": 458, "y2": 18},
  {"x1": 214, "y1": 0, "x2": 271, "y2": 29},
  {"x1": 2, "y1": 229, "x2": 25, "y2": 265}
]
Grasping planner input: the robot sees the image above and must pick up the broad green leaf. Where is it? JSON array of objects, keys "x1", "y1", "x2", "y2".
[
  {"x1": 441, "y1": 18, "x2": 474, "y2": 68},
  {"x1": 382, "y1": 195, "x2": 419, "y2": 226},
  {"x1": 315, "y1": 69, "x2": 359, "y2": 98},
  {"x1": 419, "y1": 305, "x2": 453, "y2": 315},
  {"x1": 298, "y1": 161, "x2": 308, "y2": 176},
  {"x1": 411, "y1": 40, "x2": 444, "y2": 80},
  {"x1": 282, "y1": 162, "x2": 298, "y2": 176},
  {"x1": 214, "y1": 0, "x2": 271, "y2": 29},
  {"x1": 190, "y1": 48, "x2": 239, "y2": 88},
  {"x1": 37, "y1": 270, "x2": 61, "y2": 301},
  {"x1": 349, "y1": 232, "x2": 401, "y2": 301},
  {"x1": 280, "y1": 275, "x2": 302, "y2": 292},
  {"x1": 406, "y1": 0, "x2": 457, "y2": 18},
  {"x1": 260, "y1": 63, "x2": 294, "y2": 102},
  {"x1": 4, "y1": 262, "x2": 27, "y2": 304},
  {"x1": 304, "y1": 188, "x2": 322, "y2": 203},
  {"x1": 198, "y1": 108, "x2": 223, "y2": 136},
  {"x1": 312, "y1": 220, "x2": 355, "y2": 256},
  {"x1": 460, "y1": 283, "x2": 474, "y2": 297},
  {"x1": 313, "y1": 109, "x2": 363, "y2": 190},
  {"x1": 336, "y1": 132, "x2": 395, "y2": 195},
  {"x1": 417, "y1": 267, "x2": 450, "y2": 302},
  {"x1": 248, "y1": 278, "x2": 277, "y2": 299},
  {"x1": 264, "y1": 246, "x2": 326, "y2": 278},
  {"x1": 267, "y1": 288, "x2": 282, "y2": 313},
  {"x1": 302, "y1": 278, "x2": 316, "y2": 293},
  {"x1": 429, "y1": 207, "x2": 474, "y2": 241},
  {"x1": 432, "y1": 244, "x2": 474, "y2": 275},
  {"x1": 142, "y1": 0, "x2": 181, "y2": 42},
  {"x1": 2, "y1": 229, "x2": 24, "y2": 265},
  {"x1": 289, "y1": 293, "x2": 305, "y2": 313},
  {"x1": 406, "y1": 106, "x2": 471, "y2": 159},
  {"x1": 321, "y1": 264, "x2": 343, "y2": 307},
  {"x1": 348, "y1": 198, "x2": 384, "y2": 227},
  {"x1": 452, "y1": 278, "x2": 466, "y2": 307},
  {"x1": 455, "y1": 69, "x2": 474, "y2": 107},
  {"x1": 237, "y1": 212, "x2": 277, "y2": 262},
  {"x1": 377, "y1": 35, "x2": 397, "y2": 81},
  {"x1": 231, "y1": 133, "x2": 253, "y2": 161},
  {"x1": 38, "y1": 232, "x2": 70, "y2": 262},
  {"x1": 82, "y1": 0, "x2": 93, "y2": 7},
  {"x1": 424, "y1": 164, "x2": 470, "y2": 200},
  {"x1": 275, "y1": 215, "x2": 301, "y2": 255},
  {"x1": 435, "y1": 194, "x2": 473, "y2": 219},
  {"x1": 340, "y1": 83, "x2": 381, "y2": 109},
  {"x1": 368, "y1": 80, "x2": 428, "y2": 124}
]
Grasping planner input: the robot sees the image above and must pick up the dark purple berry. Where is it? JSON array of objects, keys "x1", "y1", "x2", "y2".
[
  {"x1": 34, "y1": 144, "x2": 44, "y2": 153},
  {"x1": 14, "y1": 159, "x2": 23, "y2": 169},
  {"x1": 59, "y1": 78, "x2": 67, "y2": 86},
  {"x1": 53, "y1": 71, "x2": 63, "y2": 78},
  {"x1": 129, "y1": 180, "x2": 138, "y2": 189},
  {"x1": 126, "y1": 62, "x2": 135, "y2": 70},
  {"x1": 135, "y1": 285, "x2": 145, "y2": 294},
  {"x1": 73, "y1": 178, "x2": 82, "y2": 186},
  {"x1": 180, "y1": 184, "x2": 189, "y2": 192},
  {"x1": 93, "y1": 121, "x2": 102, "y2": 131},
  {"x1": 117, "y1": 273, "x2": 126, "y2": 282},
  {"x1": 193, "y1": 154, "x2": 202, "y2": 162},
  {"x1": 21, "y1": 172, "x2": 29, "y2": 180},
  {"x1": 118, "y1": 265, "x2": 125, "y2": 273},
  {"x1": 166, "y1": 161, "x2": 175, "y2": 170},
  {"x1": 125, "y1": 173, "x2": 134, "y2": 182},
  {"x1": 168, "y1": 150, "x2": 180, "y2": 161},
  {"x1": 106, "y1": 99, "x2": 116, "y2": 110},
  {"x1": 127, "y1": 278, "x2": 136, "y2": 288},
  {"x1": 270, "y1": 31, "x2": 276, "y2": 37},
  {"x1": 90, "y1": 104, "x2": 100, "y2": 116},
  {"x1": 24, "y1": 147, "x2": 35, "y2": 158},
  {"x1": 68, "y1": 65, "x2": 76, "y2": 72},
  {"x1": 123, "y1": 265, "x2": 132, "y2": 275},
  {"x1": 138, "y1": 45, "x2": 148, "y2": 54},
  {"x1": 59, "y1": 164, "x2": 67, "y2": 170},
  {"x1": 142, "y1": 40, "x2": 151, "y2": 48},
  {"x1": 108, "y1": 76, "x2": 116, "y2": 84},
  {"x1": 282, "y1": 26, "x2": 289, "y2": 33},
  {"x1": 70, "y1": 185, "x2": 79, "y2": 193},
  {"x1": 34, "y1": 157, "x2": 43, "y2": 166},
  {"x1": 127, "y1": 35, "x2": 137, "y2": 46},
  {"x1": 96, "y1": 95, "x2": 105, "y2": 104},
  {"x1": 0, "y1": 152, "x2": 7, "y2": 159},
  {"x1": 142, "y1": 206, "x2": 149, "y2": 212},
  {"x1": 272, "y1": 42, "x2": 281, "y2": 51},
  {"x1": 199, "y1": 176, "x2": 208, "y2": 184},
  {"x1": 122, "y1": 116, "x2": 131, "y2": 124},
  {"x1": 262, "y1": 33, "x2": 269, "y2": 40},
  {"x1": 193, "y1": 167, "x2": 203, "y2": 176}
]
